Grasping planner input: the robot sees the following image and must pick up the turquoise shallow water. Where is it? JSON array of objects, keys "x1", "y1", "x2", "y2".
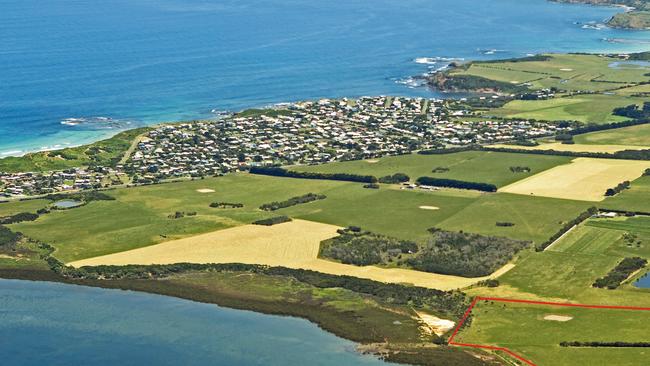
[
  {"x1": 1, "y1": 0, "x2": 649, "y2": 155},
  {"x1": 0, "y1": 279, "x2": 393, "y2": 366}
]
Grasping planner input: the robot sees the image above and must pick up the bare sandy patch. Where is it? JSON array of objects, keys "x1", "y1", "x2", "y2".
[
  {"x1": 68, "y1": 220, "x2": 512, "y2": 291},
  {"x1": 560, "y1": 68, "x2": 573, "y2": 71},
  {"x1": 490, "y1": 142, "x2": 647, "y2": 154},
  {"x1": 544, "y1": 314, "x2": 573, "y2": 322},
  {"x1": 416, "y1": 311, "x2": 455, "y2": 336},
  {"x1": 499, "y1": 158, "x2": 650, "y2": 202},
  {"x1": 365, "y1": 159, "x2": 379, "y2": 163},
  {"x1": 419, "y1": 206, "x2": 440, "y2": 210},
  {"x1": 196, "y1": 189, "x2": 215, "y2": 193}
]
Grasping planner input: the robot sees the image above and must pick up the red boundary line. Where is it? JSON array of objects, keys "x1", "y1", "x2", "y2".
[{"x1": 447, "y1": 297, "x2": 650, "y2": 366}]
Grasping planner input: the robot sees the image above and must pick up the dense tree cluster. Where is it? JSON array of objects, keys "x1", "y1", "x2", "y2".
[
  {"x1": 407, "y1": 229, "x2": 530, "y2": 277},
  {"x1": 43, "y1": 190, "x2": 115, "y2": 202},
  {"x1": 259, "y1": 193, "x2": 326, "y2": 211},
  {"x1": 252, "y1": 216, "x2": 292, "y2": 226},
  {"x1": 605, "y1": 181, "x2": 631, "y2": 197},
  {"x1": 593, "y1": 257, "x2": 647, "y2": 289},
  {"x1": 613, "y1": 102, "x2": 650, "y2": 120},
  {"x1": 250, "y1": 166, "x2": 377, "y2": 183},
  {"x1": 555, "y1": 133, "x2": 574, "y2": 144},
  {"x1": 416, "y1": 177, "x2": 497, "y2": 192},
  {"x1": 319, "y1": 228, "x2": 418, "y2": 266},
  {"x1": 536, "y1": 207, "x2": 598, "y2": 251},
  {"x1": 377, "y1": 173, "x2": 410, "y2": 184},
  {"x1": 0, "y1": 212, "x2": 39, "y2": 225},
  {"x1": 209, "y1": 202, "x2": 244, "y2": 208},
  {"x1": 560, "y1": 341, "x2": 650, "y2": 348},
  {"x1": 47, "y1": 260, "x2": 470, "y2": 318},
  {"x1": 0, "y1": 225, "x2": 21, "y2": 248}
]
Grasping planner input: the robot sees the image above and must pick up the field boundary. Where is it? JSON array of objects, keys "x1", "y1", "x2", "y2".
[{"x1": 447, "y1": 296, "x2": 650, "y2": 366}]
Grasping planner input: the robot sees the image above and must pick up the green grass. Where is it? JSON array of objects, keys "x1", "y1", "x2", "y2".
[
  {"x1": 603, "y1": 176, "x2": 650, "y2": 212},
  {"x1": 290, "y1": 151, "x2": 572, "y2": 187},
  {"x1": 608, "y1": 11, "x2": 650, "y2": 30},
  {"x1": 0, "y1": 127, "x2": 150, "y2": 173},
  {"x1": 6, "y1": 168, "x2": 589, "y2": 262},
  {"x1": 435, "y1": 193, "x2": 591, "y2": 244},
  {"x1": 0, "y1": 199, "x2": 49, "y2": 217},
  {"x1": 462, "y1": 54, "x2": 650, "y2": 91},
  {"x1": 455, "y1": 300, "x2": 650, "y2": 366},
  {"x1": 549, "y1": 225, "x2": 623, "y2": 255},
  {"x1": 573, "y1": 123, "x2": 650, "y2": 146},
  {"x1": 490, "y1": 94, "x2": 643, "y2": 124}
]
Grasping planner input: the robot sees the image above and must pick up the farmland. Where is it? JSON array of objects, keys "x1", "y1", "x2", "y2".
[
  {"x1": 603, "y1": 175, "x2": 650, "y2": 212},
  {"x1": 69, "y1": 220, "x2": 506, "y2": 290},
  {"x1": 290, "y1": 151, "x2": 572, "y2": 188},
  {"x1": 7, "y1": 164, "x2": 592, "y2": 267},
  {"x1": 499, "y1": 158, "x2": 650, "y2": 202},
  {"x1": 573, "y1": 123, "x2": 650, "y2": 146},
  {"x1": 453, "y1": 300, "x2": 650, "y2": 366},
  {"x1": 490, "y1": 94, "x2": 641, "y2": 124},
  {"x1": 430, "y1": 53, "x2": 650, "y2": 123}
]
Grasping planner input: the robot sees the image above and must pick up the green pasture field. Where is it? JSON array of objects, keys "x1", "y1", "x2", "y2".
[
  {"x1": 7, "y1": 170, "x2": 589, "y2": 262},
  {"x1": 489, "y1": 94, "x2": 643, "y2": 124},
  {"x1": 454, "y1": 300, "x2": 650, "y2": 366},
  {"x1": 0, "y1": 199, "x2": 49, "y2": 217},
  {"x1": 460, "y1": 54, "x2": 650, "y2": 92},
  {"x1": 290, "y1": 151, "x2": 572, "y2": 187},
  {"x1": 573, "y1": 123, "x2": 650, "y2": 146},
  {"x1": 603, "y1": 176, "x2": 650, "y2": 212}
]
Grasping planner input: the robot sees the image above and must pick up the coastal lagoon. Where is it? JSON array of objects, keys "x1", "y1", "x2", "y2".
[
  {"x1": 0, "y1": 279, "x2": 392, "y2": 366},
  {"x1": 2, "y1": 0, "x2": 650, "y2": 155}
]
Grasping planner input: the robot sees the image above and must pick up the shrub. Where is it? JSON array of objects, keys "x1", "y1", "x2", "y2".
[
  {"x1": 416, "y1": 177, "x2": 497, "y2": 192},
  {"x1": 259, "y1": 193, "x2": 326, "y2": 211},
  {"x1": 593, "y1": 257, "x2": 647, "y2": 289},
  {"x1": 252, "y1": 216, "x2": 292, "y2": 226},
  {"x1": 378, "y1": 173, "x2": 410, "y2": 184},
  {"x1": 249, "y1": 166, "x2": 377, "y2": 183}
]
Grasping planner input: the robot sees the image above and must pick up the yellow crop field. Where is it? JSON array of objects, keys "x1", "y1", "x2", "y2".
[
  {"x1": 68, "y1": 219, "x2": 510, "y2": 290},
  {"x1": 499, "y1": 158, "x2": 650, "y2": 202}
]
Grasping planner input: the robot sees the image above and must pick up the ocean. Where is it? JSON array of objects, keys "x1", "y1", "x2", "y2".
[
  {"x1": 0, "y1": 279, "x2": 393, "y2": 366},
  {"x1": 1, "y1": 0, "x2": 649, "y2": 156}
]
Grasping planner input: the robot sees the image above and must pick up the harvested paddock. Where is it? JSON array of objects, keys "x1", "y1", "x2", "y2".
[
  {"x1": 68, "y1": 219, "x2": 511, "y2": 290},
  {"x1": 499, "y1": 158, "x2": 650, "y2": 202}
]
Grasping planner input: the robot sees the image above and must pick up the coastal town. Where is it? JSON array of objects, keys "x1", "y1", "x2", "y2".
[{"x1": 1, "y1": 96, "x2": 566, "y2": 197}]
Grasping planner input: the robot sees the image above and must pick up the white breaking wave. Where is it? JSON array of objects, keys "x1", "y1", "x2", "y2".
[{"x1": 414, "y1": 56, "x2": 464, "y2": 65}]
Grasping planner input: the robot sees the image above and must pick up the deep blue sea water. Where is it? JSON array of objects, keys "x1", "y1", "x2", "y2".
[
  {"x1": 0, "y1": 279, "x2": 393, "y2": 366},
  {"x1": 1, "y1": 0, "x2": 650, "y2": 156}
]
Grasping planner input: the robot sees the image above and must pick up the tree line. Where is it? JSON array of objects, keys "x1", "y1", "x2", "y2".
[
  {"x1": 249, "y1": 166, "x2": 377, "y2": 183},
  {"x1": 560, "y1": 341, "x2": 650, "y2": 348},
  {"x1": 536, "y1": 207, "x2": 598, "y2": 251},
  {"x1": 593, "y1": 257, "x2": 647, "y2": 289},
  {"x1": 416, "y1": 177, "x2": 497, "y2": 192},
  {"x1": 252, "y1": 216, "x2": 292, "y2": 226},
  {"x1": 605, "y1": 181, "x2": 631, "y2": 197},
  {"x1": 259, "y1": 193, "x2": 326, "y2": 211}
]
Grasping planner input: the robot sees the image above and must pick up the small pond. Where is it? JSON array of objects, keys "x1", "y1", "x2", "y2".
[
  {"x1": 634, "y1": 273, "x2": 650, "y2": 289},
  {"x1": 53, "y1": 200, "x2": 83, "y2": 209},
  {"x1": 608, "y1": 60, "x2": 650, "y2": 69}
]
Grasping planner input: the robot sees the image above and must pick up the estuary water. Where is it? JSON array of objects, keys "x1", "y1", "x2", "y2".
[
  {"x1": 1, "y1": 0, "x2": 650, "y2": 156},
  {"x1": 0, "y1": 279, "x2": 392, "y2": 366}
]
